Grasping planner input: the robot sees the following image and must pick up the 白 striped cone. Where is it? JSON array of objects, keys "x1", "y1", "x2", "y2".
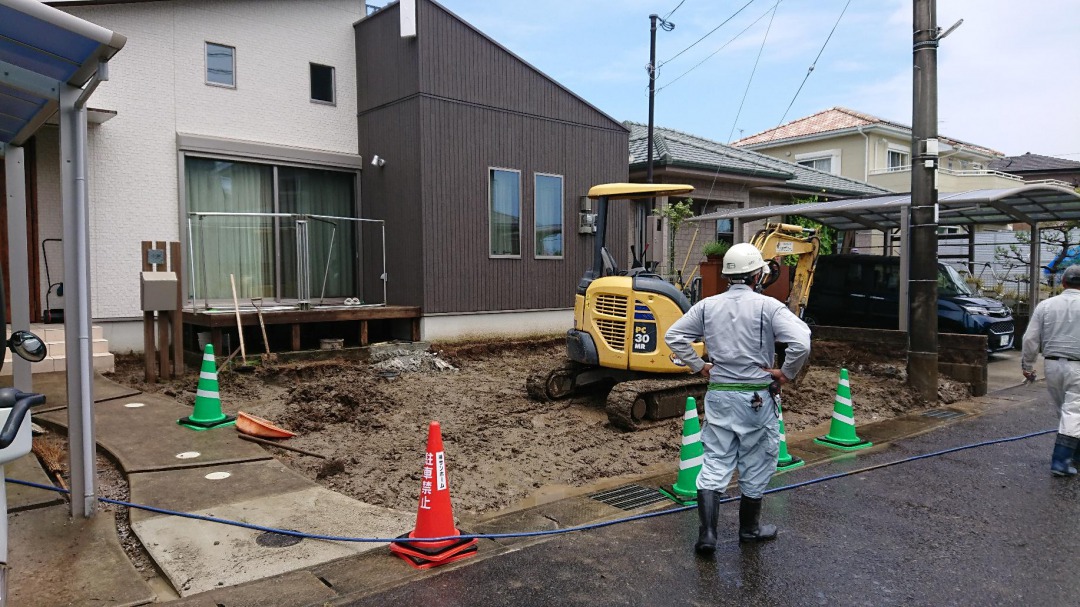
[
  {"x1": 659, "y1": 397, "x2": 703, "y2": 505},
  {"x1": 813, "y1": 368, "x2": 872, "y2": 451},
  {"x1": 178, "y1": 344, "x2": 236, "y2": 430},
  {"x1": 776, "y1": 403, "x2": 804, "y2": 471}
]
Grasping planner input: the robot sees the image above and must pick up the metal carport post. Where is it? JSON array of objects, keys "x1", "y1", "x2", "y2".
[{"x1": 1, "y1": 0, "x2": 126, "y2": 518}]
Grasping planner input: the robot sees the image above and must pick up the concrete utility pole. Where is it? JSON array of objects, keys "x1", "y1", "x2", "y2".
[
  {"x1": 644, "y1": 14, "x2": 673, "y2": 269},
  {"x1": 908, "y1": 0, "x2": 940, "y2": 401}
]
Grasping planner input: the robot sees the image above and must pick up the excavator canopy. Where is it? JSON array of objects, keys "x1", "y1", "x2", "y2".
[{"x1": 586, "y1": 183, "x2": 694, "y2": 200}]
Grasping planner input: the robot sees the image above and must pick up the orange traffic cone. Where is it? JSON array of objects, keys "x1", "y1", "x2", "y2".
[{"x1": 389, "y1": 421, "x2": 478, "y2": 569}]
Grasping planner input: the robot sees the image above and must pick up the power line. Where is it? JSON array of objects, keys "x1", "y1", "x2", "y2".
[
  {"x1": 662, "y1": 0, "x2": 688, "y2": 22},
  {"x1": 728, "y1": 0, "x2": 781, "y2": 143},
  {"x1": 777, "y1": 0, "x2": 852, "y2": 126},
  {"x1": 656, "y1": 3, "x2": 776, "y2": 94},
  {"x1": 659, "y1": 0, "x2": 757, "y2": 67}
]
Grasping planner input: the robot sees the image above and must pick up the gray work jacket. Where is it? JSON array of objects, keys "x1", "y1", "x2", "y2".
[{"x1": 1022, "y1": 289, "x2": 1080, "y2": 371}]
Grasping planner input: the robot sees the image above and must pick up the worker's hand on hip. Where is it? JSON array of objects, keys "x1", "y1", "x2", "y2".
[
  {"x1": 761, "y1": 367, "x2": 789, "y2": 385},
  {"x1": 699, "y1": 363, "x2": 713, "y2": 378},
  {"x1": 1022, "y1": 370, "x2": 1037, "y2": 383}
]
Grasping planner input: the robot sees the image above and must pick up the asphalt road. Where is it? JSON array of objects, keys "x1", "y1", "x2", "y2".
[{"x1": 339, "y1": 380, "x2": 1078, "y2": 607}]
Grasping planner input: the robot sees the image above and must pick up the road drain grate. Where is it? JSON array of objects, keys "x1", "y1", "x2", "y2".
[
  {"x1": 589, "y1": 484, "x2": 667, "y2": 511},
  {"x1": 922, "y1": 408, "x2": 967, "y2": 420}
]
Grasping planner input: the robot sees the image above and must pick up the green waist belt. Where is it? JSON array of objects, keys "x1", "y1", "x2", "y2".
[{"x1": 708, "y1": 383, "x2": 771, "y2": 392}]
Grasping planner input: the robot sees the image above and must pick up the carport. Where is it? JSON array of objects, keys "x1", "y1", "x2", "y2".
[
  {"x1": 1, "y1": 0, "x2": 126, "y2": 518},
  {"x1": 690, "y1": 184, "x2": 1080, "y2": 330}
]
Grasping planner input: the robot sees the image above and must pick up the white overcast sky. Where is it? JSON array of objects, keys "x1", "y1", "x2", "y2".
[{"x1": 433, "y1": 0, "x2": 1080, "y2": 158}]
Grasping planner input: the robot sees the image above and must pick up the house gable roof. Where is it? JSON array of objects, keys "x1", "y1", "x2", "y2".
[
  {"x1": 627, "y1": 122, "x2": 888, "y2": 197},
  {"x1": 731, "y1": 106, "x2": 1002, "y2": 158},
  {"x1": 988, "y1": 152, "x2": 1080, "y2": 173}
]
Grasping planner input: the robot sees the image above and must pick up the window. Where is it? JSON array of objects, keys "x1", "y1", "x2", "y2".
[
  {"x1": 887, "y1": 148, "x2": 909, "y2": 171},
  {"x1": 310, "y1": 63, "x2": 335, "y2": 104},
  {"x1": 205, "y1": 42, "x2": 235, "y2": 87},
  {"x1": 534, "y1": 174, "x2": 563, "y2": 258},
  {"x1": 794, "y1": 149, "x2": 841, "y2": 175},
  {"x1": 715, "y1": 218, "x2": 734, "y2": 246},
  {"x1": 489, "y1": 168, "x2": 521, "y2": 257},
  {"x1": 185, "y1": 157, "x2": 357, "y2": 301}
]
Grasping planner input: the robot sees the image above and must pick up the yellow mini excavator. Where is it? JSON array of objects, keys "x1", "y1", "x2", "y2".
[
  {"x1": 527, "y1": 183, "x2": 708, "y2": 430},
  {"x1": 750, "y1": 222, "x2": 822, "y2": 319}
]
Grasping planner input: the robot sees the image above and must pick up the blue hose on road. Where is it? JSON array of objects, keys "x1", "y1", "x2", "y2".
[{"x1": 6, "y1": 427, "x2": 1056, "y2": 544}]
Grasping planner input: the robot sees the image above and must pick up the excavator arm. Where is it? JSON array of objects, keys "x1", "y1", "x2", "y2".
[{"x1": 750, "y1": 222, "x2": 821, "y2": 318}]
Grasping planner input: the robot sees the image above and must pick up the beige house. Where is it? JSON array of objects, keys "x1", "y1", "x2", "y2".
[{"x1": 731, "y1": 107, "x2": 1024, "y2": 194}]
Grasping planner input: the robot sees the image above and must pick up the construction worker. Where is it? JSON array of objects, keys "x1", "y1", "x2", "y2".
[
  {"x1": 1021, "y1": 264, "x2": 1080, "y2": 477},
  {"x1": 665, "y1": 243, "x2": 810, "y2": 554}
]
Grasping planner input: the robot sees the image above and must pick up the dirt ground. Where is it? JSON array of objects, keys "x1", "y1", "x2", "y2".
[{"x1": 106, "y1": 337, "x2": 970, "y2": 517}]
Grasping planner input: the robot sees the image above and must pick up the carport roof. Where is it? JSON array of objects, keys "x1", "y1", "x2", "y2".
[
  {"x1": 689, "y1": 184, "x2": 1080, "y2": 232},
  {"x1": 0, "y1": 0, "x2": 126, "y2": 154}
]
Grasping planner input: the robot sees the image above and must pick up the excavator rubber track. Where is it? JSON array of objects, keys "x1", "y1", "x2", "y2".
[
  {"x1": 526, "y1": 360, "x2": 586, "y2": 401},
  {"x1": 605, "y1": 375, "x2": 708, "y2": 431}
]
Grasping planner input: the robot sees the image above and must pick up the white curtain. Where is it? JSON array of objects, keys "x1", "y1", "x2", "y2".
[
  {"x1": 279, "y1": 167, "x2": 357, "y2": 299},
  {"x1": 186, "y1": 158, "x2": 273, "y2": 301}
]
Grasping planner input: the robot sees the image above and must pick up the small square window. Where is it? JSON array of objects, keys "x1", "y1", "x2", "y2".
[
  {"x1": 310, "y1": 63, "x2": 335, "y2": 104},
  {"x1": 206, "y1": 42, "x2": 235, "y2": 87}
]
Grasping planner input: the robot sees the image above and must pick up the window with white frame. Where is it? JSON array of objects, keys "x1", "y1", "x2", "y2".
[
  {"x1": 310, "y1": 63, "x2": 335, "y2": 104},
  {"x1": 489, "y1": 168, "x2": 521, "y2": 257},
  {"x1": 534, "y1": 174, "x2": 564, "y2": 258},
  {"x1": 205, "y1": 42, "x2": 235, "y2": 87},
  {"x1": 794, "y1": 149, "x2": 841, "y2": 175},
  {"x1": 887, "y1": 146, "x2": 910, "y2": 171}
]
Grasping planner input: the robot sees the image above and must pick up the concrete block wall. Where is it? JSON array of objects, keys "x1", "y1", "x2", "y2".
[{"x1": 809, "y1": 326, "x2": 988, "y2": 396}]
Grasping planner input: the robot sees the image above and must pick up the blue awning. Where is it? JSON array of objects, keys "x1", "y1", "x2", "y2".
[{"x1": 0, "y1": 0, "x2": 126, "y2": 153}]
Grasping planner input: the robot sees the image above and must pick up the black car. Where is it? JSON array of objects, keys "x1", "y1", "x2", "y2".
[{"x1": 805, "y1": 254, "x2": 1014, "y2": 351}]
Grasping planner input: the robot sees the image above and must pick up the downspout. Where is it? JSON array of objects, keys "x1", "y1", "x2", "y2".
[
  {"x1": 857, "y1": 125, "x2": 870, "y2": 182},
  {"x1": 61, "y1": 60, "x2": 108, "y2": 519}
]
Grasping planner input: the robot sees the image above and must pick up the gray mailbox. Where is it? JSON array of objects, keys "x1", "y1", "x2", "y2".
[{"x1": 140, "y1": 271, "x2": 178, "y2": 311}]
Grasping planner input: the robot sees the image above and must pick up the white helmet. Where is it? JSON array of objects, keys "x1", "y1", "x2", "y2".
[{"x1": 722, "y1": 243, "x2": 767, "y2": 276}]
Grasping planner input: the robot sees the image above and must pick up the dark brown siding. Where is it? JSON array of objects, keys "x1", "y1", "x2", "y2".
[
  {"x1": 420, "y1": 97, "x2": 627, "y2": 313},
  {"x1": 356, "y1": 0, "x2": 629, "y2": 313},
  {"x1": 417, "y1": 1, "x2": 623, "y2": 131}
]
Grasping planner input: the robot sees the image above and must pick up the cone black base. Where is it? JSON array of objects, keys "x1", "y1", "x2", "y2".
[
  {"x1": 394, "y1": 543, "x2": 478, "y2": 570},
  {"x1": 389, "y1": 532, "x2": 477, "y2": 561},
  {"x1": 178, "y1": 414, "x2": 236, "y2": 431},
  {"x1": 813, "y1": 435, "x2": 872, "y2": 451},
  {"x1": 776, "y1": 455, "x2": 805, "y2": 471},
  {"x1": 658, "y1": 486, "x2": 697, "y2": 506}
]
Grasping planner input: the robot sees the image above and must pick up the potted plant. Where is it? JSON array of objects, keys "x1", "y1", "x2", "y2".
[{"x1": 702, "y1": 240, "x2": 730, "y2": 261}]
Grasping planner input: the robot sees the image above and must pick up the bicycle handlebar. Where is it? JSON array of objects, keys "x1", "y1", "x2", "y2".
[{"x1": 0, "y1": 388, "x2": 46, "y2": 449}]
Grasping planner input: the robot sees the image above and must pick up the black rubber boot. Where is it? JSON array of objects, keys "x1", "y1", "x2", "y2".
[
  {"x1": 738, "y1": 496, "x2": 778, "y2": 543},
  {"x1": 694, "y1": 489, "x2": 720, "y2": 555},
  {"x1": 1051, "y1": 434, "x2": 1079, "y2": 477}
]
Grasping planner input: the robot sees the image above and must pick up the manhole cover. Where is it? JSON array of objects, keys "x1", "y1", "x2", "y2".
[
  {"x1": 922, "y1": 408, "x2": 967, "y2": 420},
  {"x1": 256, "y1": 531, "x2": 303, "y2": 548},
  {"x1": 588, "y1": 484, "x2": 667, "y2": 511}
]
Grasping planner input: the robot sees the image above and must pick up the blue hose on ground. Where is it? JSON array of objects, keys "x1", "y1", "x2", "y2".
[{"x1": 7, "y1": 428, "x2": 1055, "y2": 544}]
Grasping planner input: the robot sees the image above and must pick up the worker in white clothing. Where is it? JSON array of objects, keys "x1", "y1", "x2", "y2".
[
  {"x1": 1022, "y1": 264, "x2": 1080, "y2": 477},
  {"x1": 665, "y1": 243, "x2": 811, "y2": 555}
]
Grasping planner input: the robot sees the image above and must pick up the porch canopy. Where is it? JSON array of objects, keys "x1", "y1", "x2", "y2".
[
  {"x1": 1, "y1": 0, "x2": 126, "y2": 519},
  {"x1": 690, "y1": 184, "x2": 1080, "y2": 327}
]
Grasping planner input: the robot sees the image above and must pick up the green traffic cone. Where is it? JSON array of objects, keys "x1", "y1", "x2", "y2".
[
  {"x1": 178, "y1": 344, "x2": 236, "y2": 431},
  {"x1": 659, "y1": 397, "x2": 703, "y2": 505},
  {"x1": 776, "y1": 403, "x2": 804, "y2": 471},
  {"x1": 813, "y1": 368, "x2": 872, "y2": 451}
]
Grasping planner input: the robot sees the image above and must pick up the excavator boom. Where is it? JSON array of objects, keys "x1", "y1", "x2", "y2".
[{"x1": 751, "y1": 222, "x2": 821, "y2": 318}]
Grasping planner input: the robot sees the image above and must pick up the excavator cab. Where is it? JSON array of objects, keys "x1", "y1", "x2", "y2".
[{"x1": 529, "y1": 183, "x2": 708, "y2": 430}]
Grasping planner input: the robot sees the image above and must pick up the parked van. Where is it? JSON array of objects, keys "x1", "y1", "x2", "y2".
[{"x1": 805, "y1": 254, "x2": 1015, "y2": 352}]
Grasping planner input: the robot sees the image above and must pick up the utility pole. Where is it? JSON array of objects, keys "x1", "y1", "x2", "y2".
[
  {"x1": 644, "y1": 14, "x2": 673, "y2": 269},
  {"x1": 908, "y1": 0, "x2": 940, "y2": 401}
]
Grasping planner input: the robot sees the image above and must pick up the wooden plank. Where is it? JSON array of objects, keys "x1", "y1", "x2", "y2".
[
  {"x1": 411, "y1": 317, "x2": 421, "y2": 342},
  {"x1": 157, "y1": 312, "x2": 170, "y2": 380},
  {"x1": 143, "y1": 311, "x2": 156, "y2": 383},
  {"x1": 291, "y1": 324, "x2": 300, "y2": 351},
  {"x1": 360, "y1": 320, "x2": 368, "y2": 346},
  {"x1": 170, "y1": 241, "x2": 184, "y2": 376},
  {"x1": 181, "y1": 305, "x2": 422, "y2": 328}
]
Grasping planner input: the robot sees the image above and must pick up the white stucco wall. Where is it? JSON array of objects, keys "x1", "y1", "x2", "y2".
[{"x1": 38, "y1": 0, "x2": 363, "y2": 321}]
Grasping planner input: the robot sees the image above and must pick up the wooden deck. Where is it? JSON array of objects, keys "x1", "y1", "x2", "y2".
[{"x1": 182, "y1": 305, "x2": 422, "y2": 356}]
